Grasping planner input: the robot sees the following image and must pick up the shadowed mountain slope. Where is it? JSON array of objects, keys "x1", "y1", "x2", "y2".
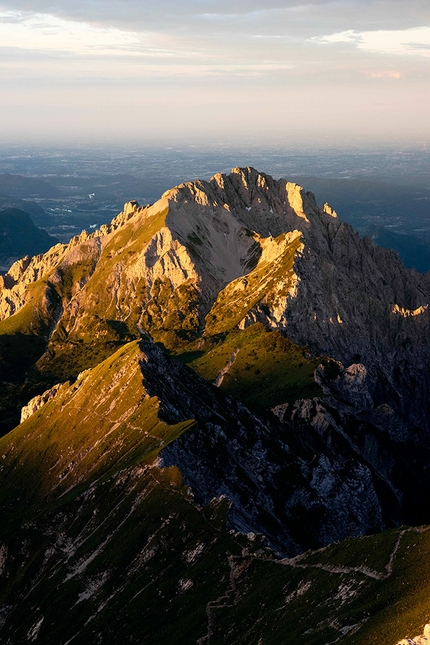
[
  {"x1": 0, "y1": 340, "x2": 429, "y2": 644},
  {"x1": 0, "y1": 208, "x2": 57, "y2": 268},
  {"x1": 1, "y1": 168, "x2": 430, "y2": 643}
]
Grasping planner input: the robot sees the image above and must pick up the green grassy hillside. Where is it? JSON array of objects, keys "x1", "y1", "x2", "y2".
[
  {"x1": 208, "y1": 526, "x2": 430, "y2": 645},
  {"x1": 178, "y1": 323, "x2": 323, "y2": 410},
  {"x1": 1, "y1": 339, "x2": 430, "y2": 644},
  {"x1": 0, "y1": 341, "x2": 194, "y2": 519}
]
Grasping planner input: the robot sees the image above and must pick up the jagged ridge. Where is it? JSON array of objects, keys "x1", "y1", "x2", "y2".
[{"x1": 1, "y1": 167, "x2": 430, "y2": 642}]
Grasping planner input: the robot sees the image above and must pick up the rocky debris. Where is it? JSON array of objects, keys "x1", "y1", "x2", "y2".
[
  {"x1": 271, "y1": 402, "x2": 290, "y2": 423},
  {"x1": 214, "y1": 348, "x2": 240, "y2": 387},
  {"x1": 315, "y1": 362, "x2": 374, "y2": 412}
]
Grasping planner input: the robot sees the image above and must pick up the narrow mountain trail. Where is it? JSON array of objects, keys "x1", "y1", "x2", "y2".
[
  {"x1": 214, "y1": 349, "x2": 240, "y2": 387},
  {"x1": 197, "y1": 555, "x2": 239, "y2": 645},
  {"x1": 280, "y1": 526, "x2": 430, "y2": 581},
  {"x1": 198, "y1": 525, "x2": 430, "y2": 644}
]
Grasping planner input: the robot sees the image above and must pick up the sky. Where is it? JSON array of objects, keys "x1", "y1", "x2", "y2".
[{"x1": 1, "y1": 0, "x2": 430, "y2": 146}]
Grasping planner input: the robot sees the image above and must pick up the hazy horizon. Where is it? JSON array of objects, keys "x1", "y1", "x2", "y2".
[{"x1": 1, "y1": 1, "x2": 430, "y2": 147}]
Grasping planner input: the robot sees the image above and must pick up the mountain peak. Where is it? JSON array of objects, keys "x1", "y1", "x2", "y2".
[
  {"x1": 0, "y1": 166, "x2": 429, "y2": 422},
  {"x1": 2, "y1": 167, "x2": 430, "y2": 643}
]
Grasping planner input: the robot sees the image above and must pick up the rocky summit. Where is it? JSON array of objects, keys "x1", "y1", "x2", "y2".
[{"x1": 0, "y1": 167, "x2": 430, "y2": 644}]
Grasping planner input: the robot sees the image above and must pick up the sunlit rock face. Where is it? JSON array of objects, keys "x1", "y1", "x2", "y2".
[
  {"x1": 20, "y1": 383, "x2": 62, "y2": 423},
  {"x1": 1, "y1": 167, "x2": 430, "y2": 643},
  {"x1": 397, "y1": 624, "x2": 430, "y2": 645},
  {"x1": 1, "y1": 166, "x2": 430, "y2": 538},
  {"x1": 1, "y1": 167, "x2": 429, "y2": 427}
]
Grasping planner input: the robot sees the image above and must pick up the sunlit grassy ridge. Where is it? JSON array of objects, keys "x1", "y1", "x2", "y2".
[
  {"x1": 1, "y1": 340, "x2": 430, "y2": 644},
  {"x1": 0, "y1": 337, "x2": 264, "y2": 644},
  {"x1": 0, "y1": 341, "x2": 194, "y2": 528}
]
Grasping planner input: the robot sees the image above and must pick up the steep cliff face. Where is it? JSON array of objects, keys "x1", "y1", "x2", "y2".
[
  {"x1": 1, "y1": 166, "x2": 430, "y2": 530},
  {"x1": 2, "y1": 167, "x2": 430, "y2": 643},
  {"x1": 0, "y1": 338, "x2": 385, "y2": 556},
  {"x1": 2, "y1": 168, "x2": 428, "y2": 375}
]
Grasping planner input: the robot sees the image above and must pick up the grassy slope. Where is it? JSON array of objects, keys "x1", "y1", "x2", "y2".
[
  {"x1": 2, "y1": 341, "x2": 429, "y2": 645},
  {"x1": 0, "y1": 460, "x2": 255, "y2": 644},
  {"x1": 208, "y1": 526, "x2": 430, "y2": 645},
  {"x1": 0, "y1": 340, "x2": 266, "y2": 644},
  {"x1": 0, "y1": 342, "x2": 192, "y2": 527},
  {"x1": 173, "y1": 231, "x2": 325, "y2": 411},
  {"x1": 178, "y1": 323, "x2": 322, "y2": 410}
]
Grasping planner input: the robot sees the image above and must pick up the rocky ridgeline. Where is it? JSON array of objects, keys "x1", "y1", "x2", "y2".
[
  {"x1": 0, "y1": 200, "x2": 146, "y2": 320},
  {"x1": 1, "y1": 167, "x2": 428, "y2": 425},
  {"x1": 0, "y1": 166, "x2": 430, "y2": 542},
  {"x1": 1, "y1": 168, "x2": 430, "y2": 642},
  {"x1": 8, "y1": 338, "x2": 383, "y2": 555}
]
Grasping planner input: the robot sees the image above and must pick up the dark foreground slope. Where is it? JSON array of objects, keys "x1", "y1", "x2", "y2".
[
  {"x1": 0, "y1": 342, "x2": 429, "y2": 644},
  {"x1": 1, "y1": 168, "x2": 430, "y2": 643}
]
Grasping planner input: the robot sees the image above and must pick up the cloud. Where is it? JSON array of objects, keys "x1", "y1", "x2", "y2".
[
  {"x1": 367, "y1": 71, "x2": 401, "y2": 78},
  {"x1": 1, "y1": 1, "x2": 430, "y2": 34},
  {"x1": 1, "y1": 1, "x2": 430, "y2": 145},
  {"x1": 0, "y1": 10, "x2": 169, "y2": 57},
  {"x1": 315, "y1": 26, "x2": 430, "y2": 58}
]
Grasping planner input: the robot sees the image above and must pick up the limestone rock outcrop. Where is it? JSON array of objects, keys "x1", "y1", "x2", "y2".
[
  {"x1": 1, "y1": 166, "x2": 430, "y2": 547},
  {"x1": 20, "y1": 383, "x2": 63, "y2": 423},
  {"x1": 398, "y1": 624, "x2": 430, "y2": 645}
]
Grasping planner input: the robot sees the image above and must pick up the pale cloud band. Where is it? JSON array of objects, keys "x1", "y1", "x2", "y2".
[
  {"x1": 315, "y1": 25, "x2": 430, "y2": 58},
  {"x1": 1, "y1": 4, "x2": 430, "y2": 62},
  {"x1": 0, "y1": 10, "x2": 173, "y2": 57},
  {"x1": 0, "y1": 1, "x2": 429, "y2": 144}
]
